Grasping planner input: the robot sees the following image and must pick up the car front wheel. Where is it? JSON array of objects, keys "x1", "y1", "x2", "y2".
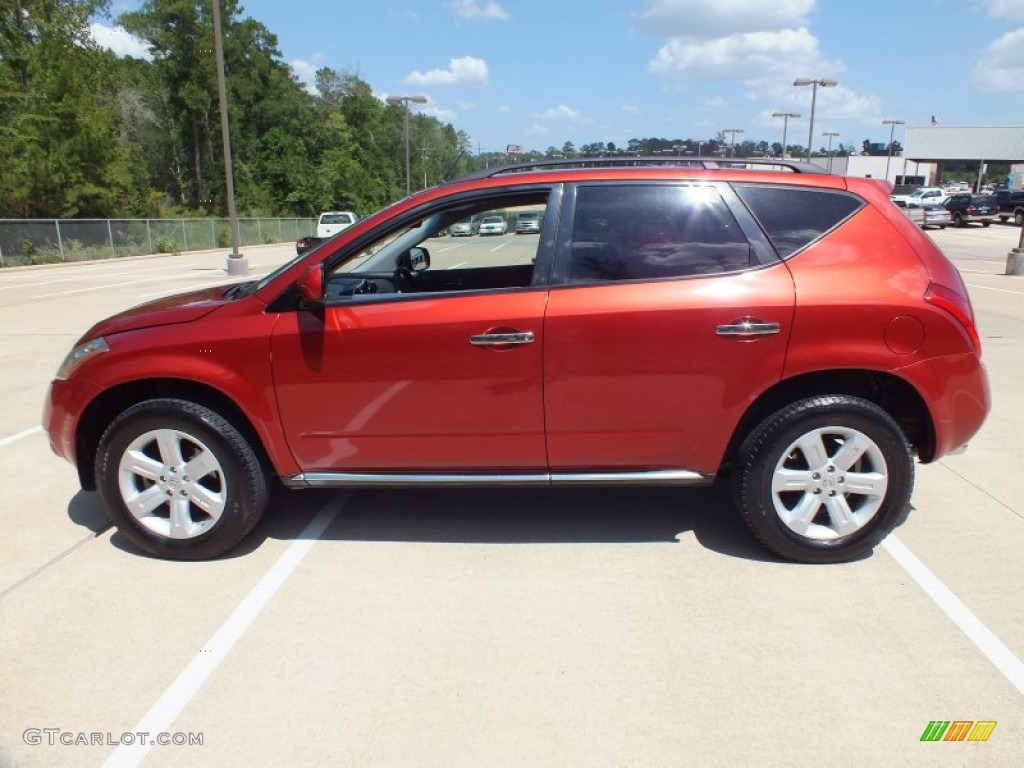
[
  {"x1": 733, "y1": 396, "x2": 913, "y2": 563},
  {"x1": 96, "y1": 399, "x2": 269, "y2": 560}
]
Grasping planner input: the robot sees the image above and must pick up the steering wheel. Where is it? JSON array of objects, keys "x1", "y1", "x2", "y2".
[{"x1": 393, "y1": 266, "x2": 416, "y2": 293}]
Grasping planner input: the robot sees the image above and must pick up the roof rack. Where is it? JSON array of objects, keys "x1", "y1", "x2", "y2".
[{"x1": 452, "y1": 156, "x2": 827, "y2": 184}]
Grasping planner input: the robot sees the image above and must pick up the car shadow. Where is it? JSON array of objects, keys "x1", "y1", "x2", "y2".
[
  {"x1": 91, "y1": 482, "x2": 880, "y2": 565},
  {"x1": 67, "y1": 490, "x2": 112, "y2": 535},
  {"x1": 233, "y1": 482, "x2": 787, "y2": 563}
]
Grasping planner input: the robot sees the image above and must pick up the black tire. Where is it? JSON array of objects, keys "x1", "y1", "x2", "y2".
[
  {"x1": 982, "y1": 221, "x2": 991, "y2": 228},
  {"x1": 1015, "y1": 211, "x2": 1024, "y2": 227},
  {"x1": 953, "y1": 212, "x2": 965, "y2": 227},
  {"x1": 96, "y1": 399, "x2": 269, "y2": 560},
  {"x1": 733, "y1": 396, "x2": 913, "y2": 564}
]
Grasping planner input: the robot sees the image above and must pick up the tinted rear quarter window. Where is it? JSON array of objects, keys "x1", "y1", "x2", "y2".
[{"x1": 734, "y1": 185, "x2": 863, "y2": 259}]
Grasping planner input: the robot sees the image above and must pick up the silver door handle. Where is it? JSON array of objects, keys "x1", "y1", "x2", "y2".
[
  {"x1": 470, "y1": 332, "x2": 535, "y2": 346},
  {"x1": 716, "y1": 319, "x2": 781, "y2": 337}
]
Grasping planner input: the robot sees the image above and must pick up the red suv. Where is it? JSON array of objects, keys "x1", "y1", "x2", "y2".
[{"x1": 43, "y1": 159, "x2": 990, "y2": 563}]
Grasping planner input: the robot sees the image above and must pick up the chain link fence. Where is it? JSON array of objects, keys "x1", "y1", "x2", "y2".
[{"x1": 0, "y1": 217, "x2": 316, "y2": 267}]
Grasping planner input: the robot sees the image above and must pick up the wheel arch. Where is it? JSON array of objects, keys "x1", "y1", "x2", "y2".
[
  {"x1": 721, "y1": 369, "x2": 935, "y2": 473},
  {"x1": 75, "y1": 378, "x2": 275, "y2": 491}
]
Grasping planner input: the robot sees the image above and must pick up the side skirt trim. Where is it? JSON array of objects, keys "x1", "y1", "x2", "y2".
[{"x1": 281, "y1": 469, "x2": 712, "y2": 489}]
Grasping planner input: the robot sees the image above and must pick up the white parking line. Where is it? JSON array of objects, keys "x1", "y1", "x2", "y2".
[
  {"x1": 33, "y1": 276, "x2": 178, "y2": 299},
  {"x1": 138, "y1": 273, "x2": 271, "y2": 299},
  {"x1": 490, "y1": 240, "x2": 512, "y2": 252},
  {"x1": 0, "y1": 425, "x2": 42, "y2": 448},
  {"x1": 882, "y1": 535, "x2": 1024, "y2": 696},
  {"x1": 0, "y1": 263, "x2": 201, "y2": 291},
  {"x1": 964, "y1": 283, "x2": 1024, "y2": 295},
  {"x1": 102, "y1": 491, "x2": 348, "y2": 768}
]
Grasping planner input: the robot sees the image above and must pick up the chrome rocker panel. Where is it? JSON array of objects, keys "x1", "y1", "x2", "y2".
[{"x1": 281, "y1": 469, "x2": 712, "y2": 489}]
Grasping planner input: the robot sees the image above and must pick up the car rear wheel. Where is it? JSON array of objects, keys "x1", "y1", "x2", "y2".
[
  {"x1": 982, "y1": 221, "x2": 991, "y2": 227},
  {"x1": 1015, "y1": 211, "x2": 1024, "y2": 227},
  {"x1": 96, "y1": 399, "x2": 269, "y2": 560},
  {"x1": 733, "y1": 396, "x2": 913, "y2": 564},
  {"x1": 953, "y1": 212, "x2": 965, "y2": 227}
]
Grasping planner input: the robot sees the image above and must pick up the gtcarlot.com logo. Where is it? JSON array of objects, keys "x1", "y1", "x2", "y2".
[
  {"x1": 23, "y1": 729, "x2": 203, "y2": 747},
  {"x1": 920, "y1": 720, "x2": 997, "y2": 742}
]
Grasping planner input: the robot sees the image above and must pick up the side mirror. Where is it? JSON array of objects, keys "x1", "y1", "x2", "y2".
[
  {"x1": 297, "y1": 263, "x2": 324, "y2": 306},
  {"x1": 408, "y1": 246, "x2": 430, "y2": 271}
]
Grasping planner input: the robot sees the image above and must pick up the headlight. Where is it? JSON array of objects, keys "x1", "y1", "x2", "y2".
[{"x1": 55, "y1": 337, "x2": 108, "y2": 380}]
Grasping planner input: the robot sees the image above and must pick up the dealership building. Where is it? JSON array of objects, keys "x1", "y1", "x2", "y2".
[{"x1": 813, "y1": 125, "x2": 1024, "y2": 188}]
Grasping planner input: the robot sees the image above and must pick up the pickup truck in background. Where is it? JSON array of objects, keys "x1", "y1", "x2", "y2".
[
  {"x1": 890, "y1": 187, "x2": 946, "y2": 206},
  {"x1": 296, "y1": 211, "x2": 360, "y2": 254},
  {"x1": 993, "y1": 190, "x2": 1024, "y2": 226}
]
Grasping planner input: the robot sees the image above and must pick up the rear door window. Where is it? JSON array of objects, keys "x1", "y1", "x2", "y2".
[
  {"x1": 734, "y1": 185, "x2": 863, "y2": 259},
  {"x1": 565, "y1": 184, "x2": 756, "y2": 283}
]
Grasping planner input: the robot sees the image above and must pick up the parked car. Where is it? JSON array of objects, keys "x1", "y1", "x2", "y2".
[
  {"x1": 450, "y1": 219, "x2": 476, "y2": 236},
  {"x1": 478, "y1": 215, "x2": 508, "y2": 235},
  {"x1": 993, "y1": 190, "x2": 1024, "y2": 226},
  {"x1": 43, "y1": 158, "x2": 989, "y2": 564},
  {"x1": 941, "y1": 194, "x2": 997, "y2": 227},
  {"x1": 892, "y1": 199, "x2": 925, "y2": 227},
  {"x1": 295, "y1": 211, "x2": 361, "y2": 254},
  {"x1": 515, "y1": 211, "x2": 542, "y2": 234},
  {"x1": 891, "y1": 186, "x2": 945, "y2": 206},
  {"x1": 920, "y1": 204, "x2": 951, "y2": 229}
]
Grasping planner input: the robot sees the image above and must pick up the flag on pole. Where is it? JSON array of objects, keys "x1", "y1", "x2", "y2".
[{"x1": 930, "y1": 115, "x2": 940, "y2": 126}]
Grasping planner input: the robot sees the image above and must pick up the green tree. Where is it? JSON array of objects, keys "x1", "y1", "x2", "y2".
[{"x1": 0, "y1": 1, "x2": 135, "y2": 217}]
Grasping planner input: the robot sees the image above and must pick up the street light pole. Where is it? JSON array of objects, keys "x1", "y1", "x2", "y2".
[
  {"x1": 793, "y1": 78, "x2": 837, "y2": 162},
  {"x1": 772, "y1": 112, "x2": 800, "y2": 159},
  {"x1": 386, "y1": 94, "x2": 427, "y2": 196},
  {"x1": 882, "y1": 119, "x2": 905, "y2": 183},
  {"x1": 722, "y1": 128, "x2": 744, "y2": 157},
  {"x1": 823, "y1": 131, "x2": 839, "y2": 173},
  {"x1": 212, "y1": 0, "x2": 247, "y2": 275}
]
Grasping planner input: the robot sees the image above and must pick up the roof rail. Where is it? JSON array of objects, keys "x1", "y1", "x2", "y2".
[{"x1": 451, "y1": 156, "x2": 828, "y2": 184}]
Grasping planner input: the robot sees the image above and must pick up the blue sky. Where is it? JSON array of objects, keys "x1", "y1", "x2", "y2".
[{"x1": 92, "y1": 0, "x2": 1024, "y2": 155}]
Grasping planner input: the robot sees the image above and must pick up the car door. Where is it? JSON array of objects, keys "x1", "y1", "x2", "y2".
[
  {"x1": 271, "y1": 190, "x2": 558, "y2": 473},
  {"x1": 543, "y1": 182, "x2": 795, "y2": 476}
]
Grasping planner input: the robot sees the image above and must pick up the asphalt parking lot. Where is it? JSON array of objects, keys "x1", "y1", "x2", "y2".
[{"x1": 1, "y1": 226, "x2": 1023, "y2": 767}]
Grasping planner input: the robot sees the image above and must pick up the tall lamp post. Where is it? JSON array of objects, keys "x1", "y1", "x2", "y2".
[
  {"x1": 212, "y1": 0, "x2": 246, "y2": 275},
  {"x1": 772, "y1": 112, "x2": 800, "y2": 159},
  {"x1": 823, "y1": 131, "x2": 839, "y2": 173},
  {"x1": 793, "y1": 78, "x2": 837, "y2": 162},
  {"x1": 882, "y1": 119, "x2": 905, "y2": 183},
  {"x1": 722, "y1": 128, "x2": 744, "y2": 157},
  {"x1": 386, "y1": 94, "x2": 427, "y2": 196}
]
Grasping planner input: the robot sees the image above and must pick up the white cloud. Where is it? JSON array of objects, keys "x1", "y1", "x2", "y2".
[
  {"x1": 496, "y1": 104, "x2": 512, "y2": 113},
  {"x1": 89, "y1": 23, "x2": 152, "y2": 60},
  {"x1": 538, "y1": 104, "x2": 583, "y2": 121},
  {"x1": 457, "y1": 100, "x2": 476, "y2": 110},
  {"x1": 702, "y1": 95, "x2": 727, "y2": 109},
  {"x1": 634, "y1": 0, "x2": 814, "y2": 39},
  {"x1": 423, "y1": 105, "x2": 458, "y2": 122},
  {"x1": 404, "y1": 55, "x2": 489, "y2": 87},
  {"x1": 445, "y1": 0, "x2": 510, "y2": 21},
  {"x1": 290, "y1": 58, "x2": 320, "y2": 94},
  {"x1": 978, "y1": 0, "x2": 1024, "y2": 19},
  {"x1": 974, "y1": 28, "x2": 1024, "y2": 90},
  {"x1": 621, "y1": 104, "x2": 642, "y2": 115},
  {"x1": 649, "y1": 27, "x2": 825, "y2": 79}
]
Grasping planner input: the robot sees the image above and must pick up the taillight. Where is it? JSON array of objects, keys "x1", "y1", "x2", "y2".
[{"x1": 925, "y1": 281, "x2": 981, "y2": 350}]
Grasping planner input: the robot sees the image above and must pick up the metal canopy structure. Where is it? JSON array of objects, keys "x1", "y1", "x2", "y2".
[{"x1": 904, "y1": 126, "x2": 1024, "y2": 162}]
